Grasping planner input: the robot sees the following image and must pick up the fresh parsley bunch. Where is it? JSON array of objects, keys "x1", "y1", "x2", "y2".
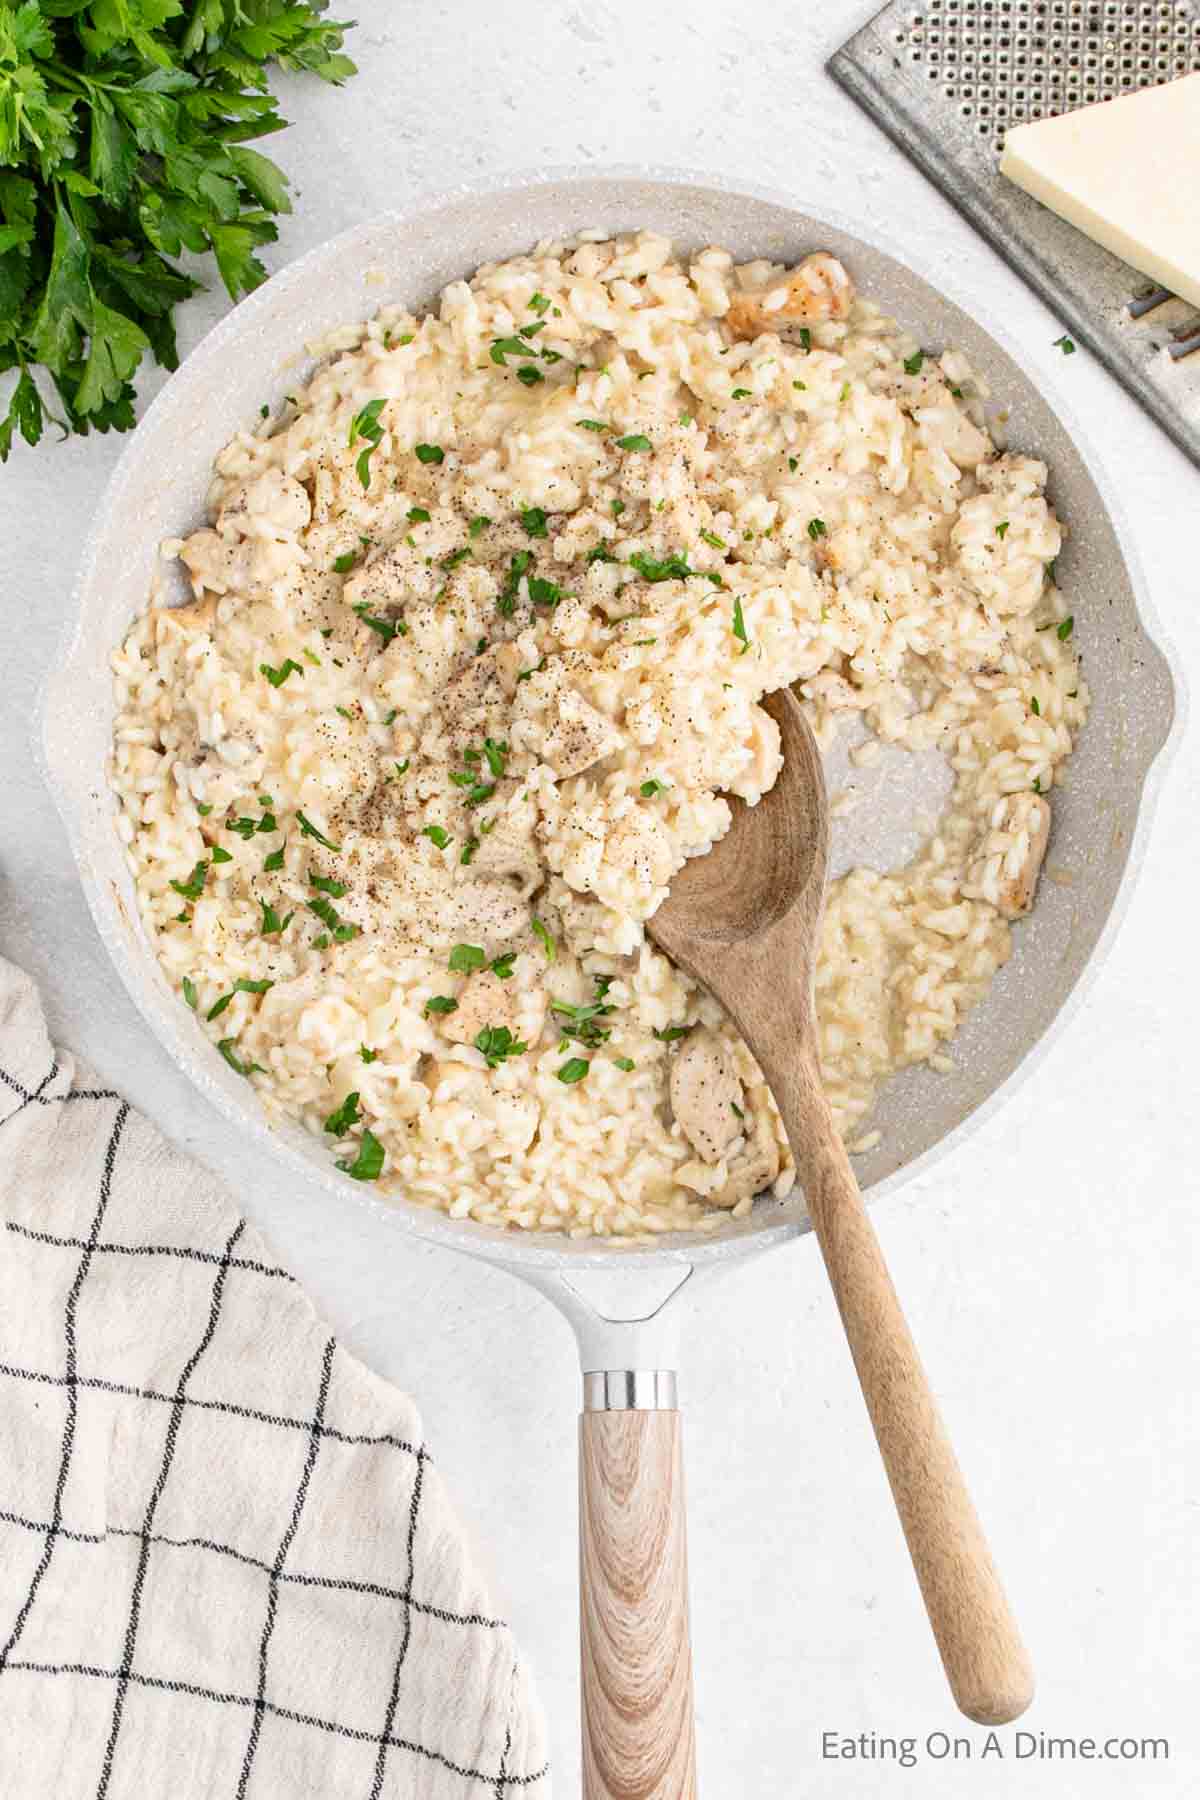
[{"x1": 0, "y1": 0, "x2": 356, "y2": 461}]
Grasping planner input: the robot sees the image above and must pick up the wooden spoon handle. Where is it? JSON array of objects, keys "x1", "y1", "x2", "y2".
[
  {"x1": 579, "y1": 1407, "x2": 697, "y2": 1799},
  {"x1": 780, "y1": 1075, "x2": 1033, "y2": 1724}
]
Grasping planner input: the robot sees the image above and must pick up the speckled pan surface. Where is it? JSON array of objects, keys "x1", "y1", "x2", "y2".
[{"x1": 41, "y1": 169, "x2": 1180, "y2": 1271}]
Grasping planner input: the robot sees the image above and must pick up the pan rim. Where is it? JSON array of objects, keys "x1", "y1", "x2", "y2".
[{"x1": 39, "y1": 162, "x2": 1186, "y2": 1273}]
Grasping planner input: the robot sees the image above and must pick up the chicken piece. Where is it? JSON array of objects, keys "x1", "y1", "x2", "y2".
[
  {"x1": 669, "y1": 1029, "x2": 744, "y2": 1165},
  {"x1": 725, "y1": 252, "x2": 855, "y2": 342},
  {"x1": 997, "y1": 793, "x2": 1051, "y2": 919},
  {"x1": 217, "y1": 467, "x2": 311, "y2": 538},
  {"x1": 707, "y1": 1101, "x2": 783, "y2": 1210},
  {"x1": 151, "y1": 594, "x2": 219, "y2": 641},
  {"x1": 466, "y1": 821, "x2": 542, "y2": 899},
  {"x1": 442, "y1": 878, "x2": 529, "y2": 951},
  {"x1": 440, "y1": 968, "x2": 517, "y2": 1046},
  {"x1": 542, "y1": 688, "x2": 622, "y2": 779}
]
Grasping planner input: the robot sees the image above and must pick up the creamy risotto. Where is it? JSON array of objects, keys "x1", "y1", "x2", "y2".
[{"x1": 110, "y1": 231, "x2": 1085, "y2": 1239}]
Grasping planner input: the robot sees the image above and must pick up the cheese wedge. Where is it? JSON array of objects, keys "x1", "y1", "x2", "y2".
[{"x1": 1000, "y1": 74, "x2": 1200, "y2": 310}]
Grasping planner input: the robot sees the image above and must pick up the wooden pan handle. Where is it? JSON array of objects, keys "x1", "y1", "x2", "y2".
[
  {"x1": 800, "y1": 1116, "x2": 1034, "y2": 1725},
  {"x1": 579, "y1": 1404, "x2": 697, "y2": 1799}
]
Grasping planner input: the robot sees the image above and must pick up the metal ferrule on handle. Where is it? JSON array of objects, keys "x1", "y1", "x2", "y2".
[{"x1": 582, "y1": 1369, "x2": 678, "y2": 1412}]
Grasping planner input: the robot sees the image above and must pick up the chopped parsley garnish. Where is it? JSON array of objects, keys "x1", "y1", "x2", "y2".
[
  {"x1": 303, "y1": 649, "x2": 321, "y2": 667},
  {"x1": 798, "y1": 327, "x2": 812, "y2": 351},
  {"x1": 528, "y1": 292, "x2": 550, "y2": 315},
  {"x1": 228, "y1": 810, "x2": 276, "y2": 841},
  {"x1": 207, "y1": 977, "x2": 273, "y2": 1021},
  {"x1": 516, "y1": 658, "x2": 546, "y2": 682},
  {"x1": 424, "y1": 995, "x2": 458, "y2": 1016},
  {"x1": 700, "y1": 530, "x2": 726, "y2": 551},
  {"x1": 490, "y1": 336, "x2": 534, "y2": 366},
  {"x1": 475, "y1": 1026, "x2": 529, "y2": 1069},
  {"x1": 414, "y1": 443, "x2": 444, "y2": 464},
  {"x1": 170, "y1": 860, "x2": 209, "y2": 901},
  {"x1": 469, "y1": 515, "x2": 492, "y2": 538},
  {"x1": 460, "y1": 837, "x2": 479, "y2": 866},
  {"x1": 616, "y1": 433, "x2": 652, "y2": 452},
  {"x1": 407, "y1": 506, "x2": 431, "y2": 522},
  {"x1": 335, "y1": 706, "x2": 352, "y2": 720},
  {"x1": 520, "y1": 506, "x2": 548, "y2": 538},
  {"x1": 516, "y1": 365, "x2": 544, "y2": 387},
  {"x1": 527, "y1": 576, "x2": 562, "y2": 607},
  {"x1": 333, "y1": 552, "x2": 358, "y2": 574},
  {"x1": 640, "y1": 779, "x2": 665, "y2": 798},
  {"x1": 1031, "y1": 695, "x2": 1041, "y2": 716},
  {"x1": 263, "y1": 846, "x2": 285, "y2": 872},
  {"x1": 1054, "y1": 335, "x2": 1076, "y2": 355},
  {"x1": 839, "y1": 381, "x2": 851, "y2": 402},
  {"x1": 490, "y1": 951, "x2": 516, "y2": 980},
  {"x1": 612, "y1": 500, "x2": 625, "y2": 517},
  {"x1": 483, "y1": 738, "x2": 508, "y2": 779},
  {"x1": 324, "y1": 1091, "x2": 360, "y2": 1135},
  {"x1": 652, "y1": 1024, "x2": 692, "y2": 1042},
  {"x1": 793, "y1": 380, "x2": 807, "y2": 392},
  {"x1": 732, "y1": 596, "x2": 750, "y2": 655},
  {"x1": 306, "y1": 896, "x2": 358, "y2": 941},
  {"x1": 550, "y1": 981, "x2": 616, "y2": 1049},
  {"x1": 1032, "y1": 777, "x2": 1044, "y2": 794},
  {"x1": 807, "y1": 518, "x2": 827, "y2": 540},
  {"x1": 903, "y1": 350, "x2": 925, "y2": 375},
  {"x1": 613, "y1": 1057, "x2": 636, "y2": 1072},
  {"x1": 182, "y1": 977, "x2": 198, "y2": 1011},
  {"x1": 577, "y1": 419, "x2": 609, "y2": 432},
  {"x1": 531, "y1": 918, "x2": 556, "y2": 960},
  {"x1": 260, "y1": 659, "x2": 304, "y2": 687},
  {"x1": 449, "y1": 943, "x2": 487, "y2": 974},
  {"x1": 218, "y1": 1040, "x2": 265, "y2": 1079},
  {"x1": 310, "y1": 873, "x2": 347, "y2": 897},
  {"x1": 211, "y1": 846, "x2": 232, "y2": 865},
  {"x1": 348, "y1": 397, "x2": 386, "y2": 489},
  {"x1": 498, "y1": 550, "x2": 532, "y2": 616},
  {"x1": 442, "y1": 546, "x2": 471, "y2": 570},
  {"x1": 196, "y1": 802, "x2": 213, "y2": 817},
  {"x1": 259, "y1": 900, "x2": 292, "y2": 936},
  {"x1": 360, "y1": 1045, "x2": 378, "y2": 1063},
  {"x1": 393, "y1": 759, "x2": 409, "y2": 778},
  {"x1": 1057, "y1": 615, "x2": 1074, "y2": 640},
  {"x1": 353, "y1": 604, "x2": 406, "y2": 644},
  {"x1": 787, "y1": 456, "x2": 798, "y2": 472},
  {"x1": 338, "y1": 1127, "x2": 384, "y2": 1181},
  {"x1": 996, "y1": 520, "x2": 1010, "y2": 539},
  {"x1": 628, "y1": 550, "x2": 692, "y2": 583},
  {"x1": 297, "y1": 813, "x2": 340, "y2": 851},
  {"x1": 518, "y1": 320, "x2": 545, "y2": 340},
  {"x1": 557, "y1": 1058, "x2": 589, "y2": 1084},
  {"x1": 1046, "y1": 559, "x2": 1058, "y2": 584},
  {"x1": 731, "y1": 387, "x2": 752, "y2": 399},
  {"x1": 422, "y1": 824, "x2": 452, "y2": 850},
  {"x1": 586, "y1": 544, "x2": 617, "y2": 564}
]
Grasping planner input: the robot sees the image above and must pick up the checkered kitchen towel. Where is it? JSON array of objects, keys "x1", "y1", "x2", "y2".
[{"x1": 0, "y1": 954, "x2": 549, "y2": 1797}]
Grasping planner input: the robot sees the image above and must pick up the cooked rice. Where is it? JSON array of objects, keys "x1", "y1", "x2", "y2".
[{"x1": 109, "y1": 230, "x2": 1087, "y2": 1240}]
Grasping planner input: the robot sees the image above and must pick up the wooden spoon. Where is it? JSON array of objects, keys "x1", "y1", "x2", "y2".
[{"x1": 647, "y1": 686, "x2": 1035, "y2": 1729}]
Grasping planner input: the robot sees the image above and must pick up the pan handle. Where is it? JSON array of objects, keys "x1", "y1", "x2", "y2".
[{"x1": 579, "y1": 1371, "x2": 697, "y2": 1800}]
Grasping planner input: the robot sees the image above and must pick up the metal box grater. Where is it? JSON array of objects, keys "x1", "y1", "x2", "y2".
[{"x1": 829, "y1": 0, "x2": 1200, "y2": 469}]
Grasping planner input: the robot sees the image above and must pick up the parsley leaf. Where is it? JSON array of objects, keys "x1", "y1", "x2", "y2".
[
  {"x1": 259, "y1": 900, "x2": 292, "y2": 937},
  {"x1": 1057, "y1": 615, "x2": 1074, "y2": 640},
  {"x1": 414, "y1": 443, "x2": 444, "y2": 464},
  {"x1": 1054, "y1": 335, "x2": 1076, "y2": 355},
  {"x1": 297, "y1": 813, "x2": 340, "y2": 851},
  {"x1": 640, "y1": 779, "x2": 665, "y2": 797},
  {"x1": 576, "y1": 418, "x2": 609, "y2": 432},
  {"x1": 424, "y1": 995, "x2": 458, "y2": 1016},
  {"x1": 557, "y1": 1058, "x2": 590, "y2": 1084},
  {"x1": 337, "y1": 1127, "x2": 385, "y2": 1180},
  {"x1": 449, "y1": 943, "x2": 486, "y2": 973},
  {"x1": 531, "y1": 918, "x2": 556, "y2": 960},
  {"x1": 616, "y1": 433, "x2": 652, "y2": 451},
  {"x1": 628, "y1": 551, "x2": 692, "y2": 583},
  {"x1": 903, "y1": 350, "x2": 925, "y2": 375},
  {"x1": 520, "y1": 506, "x2": 548, "y2": 538},
  {"x1": 807, "y1": 518, "x2": 827, "y2": 541},
  {"x1": 528, "y1": 292, "x2": 550, "y2": 314},
  {"x1": 996, "y1": 520, "x2": 1010, "y2": 539},
  {"x1": 348, "y1": 398, "x2": 386, "y2": 488},
  {"x1": 261, "y1": 659, "x2": 304, "y2": 687},
  {"x1": 421, "y1": 824, "x2": 451, "y2": 850},
  {"x1": 732, "y1": 596, "x2": 751, "y2": 655},
  {"x1": 474, "y1": 1026, "x2": 529, "y2": 1069},
  {"x1": 170, "y1": 860, "x2": 209, "y2": 901},
  {"x1": 218, "y1": 1040, "x2": 265, "y2": 1079},
  {"x1": 653, "y1": 1024, "x2": 692, "y2": 1042},
  {"x1": 182, "y1": 976, "x2": 198, "y2": 1011},
  {"x1": 612, "y1": 1056, "x2": 636, "y2": 1071},
  {"x1": 359, "y1": 1045, "x2": 378, "y2": 1063},
  {"x1": 324, "y1": 1091, "x2": 361, "y2": 1135},
  {"x1": 515, "y1": 365, "x2": 543, "y2": 387}
]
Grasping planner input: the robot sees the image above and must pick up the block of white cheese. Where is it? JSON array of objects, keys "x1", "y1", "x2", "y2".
[{"x1": 1000, "y1": 73, "x2": 1200, "y2": 311}]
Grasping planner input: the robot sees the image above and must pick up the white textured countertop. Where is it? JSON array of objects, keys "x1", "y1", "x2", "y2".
[{"x1": 3, "y1": 3, "x2": 1198, "y2": 1792}]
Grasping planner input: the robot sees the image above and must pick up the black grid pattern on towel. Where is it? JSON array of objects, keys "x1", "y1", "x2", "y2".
[{"x1": 0, "y1": 1055, "x2": 549, "y2": 1797}]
